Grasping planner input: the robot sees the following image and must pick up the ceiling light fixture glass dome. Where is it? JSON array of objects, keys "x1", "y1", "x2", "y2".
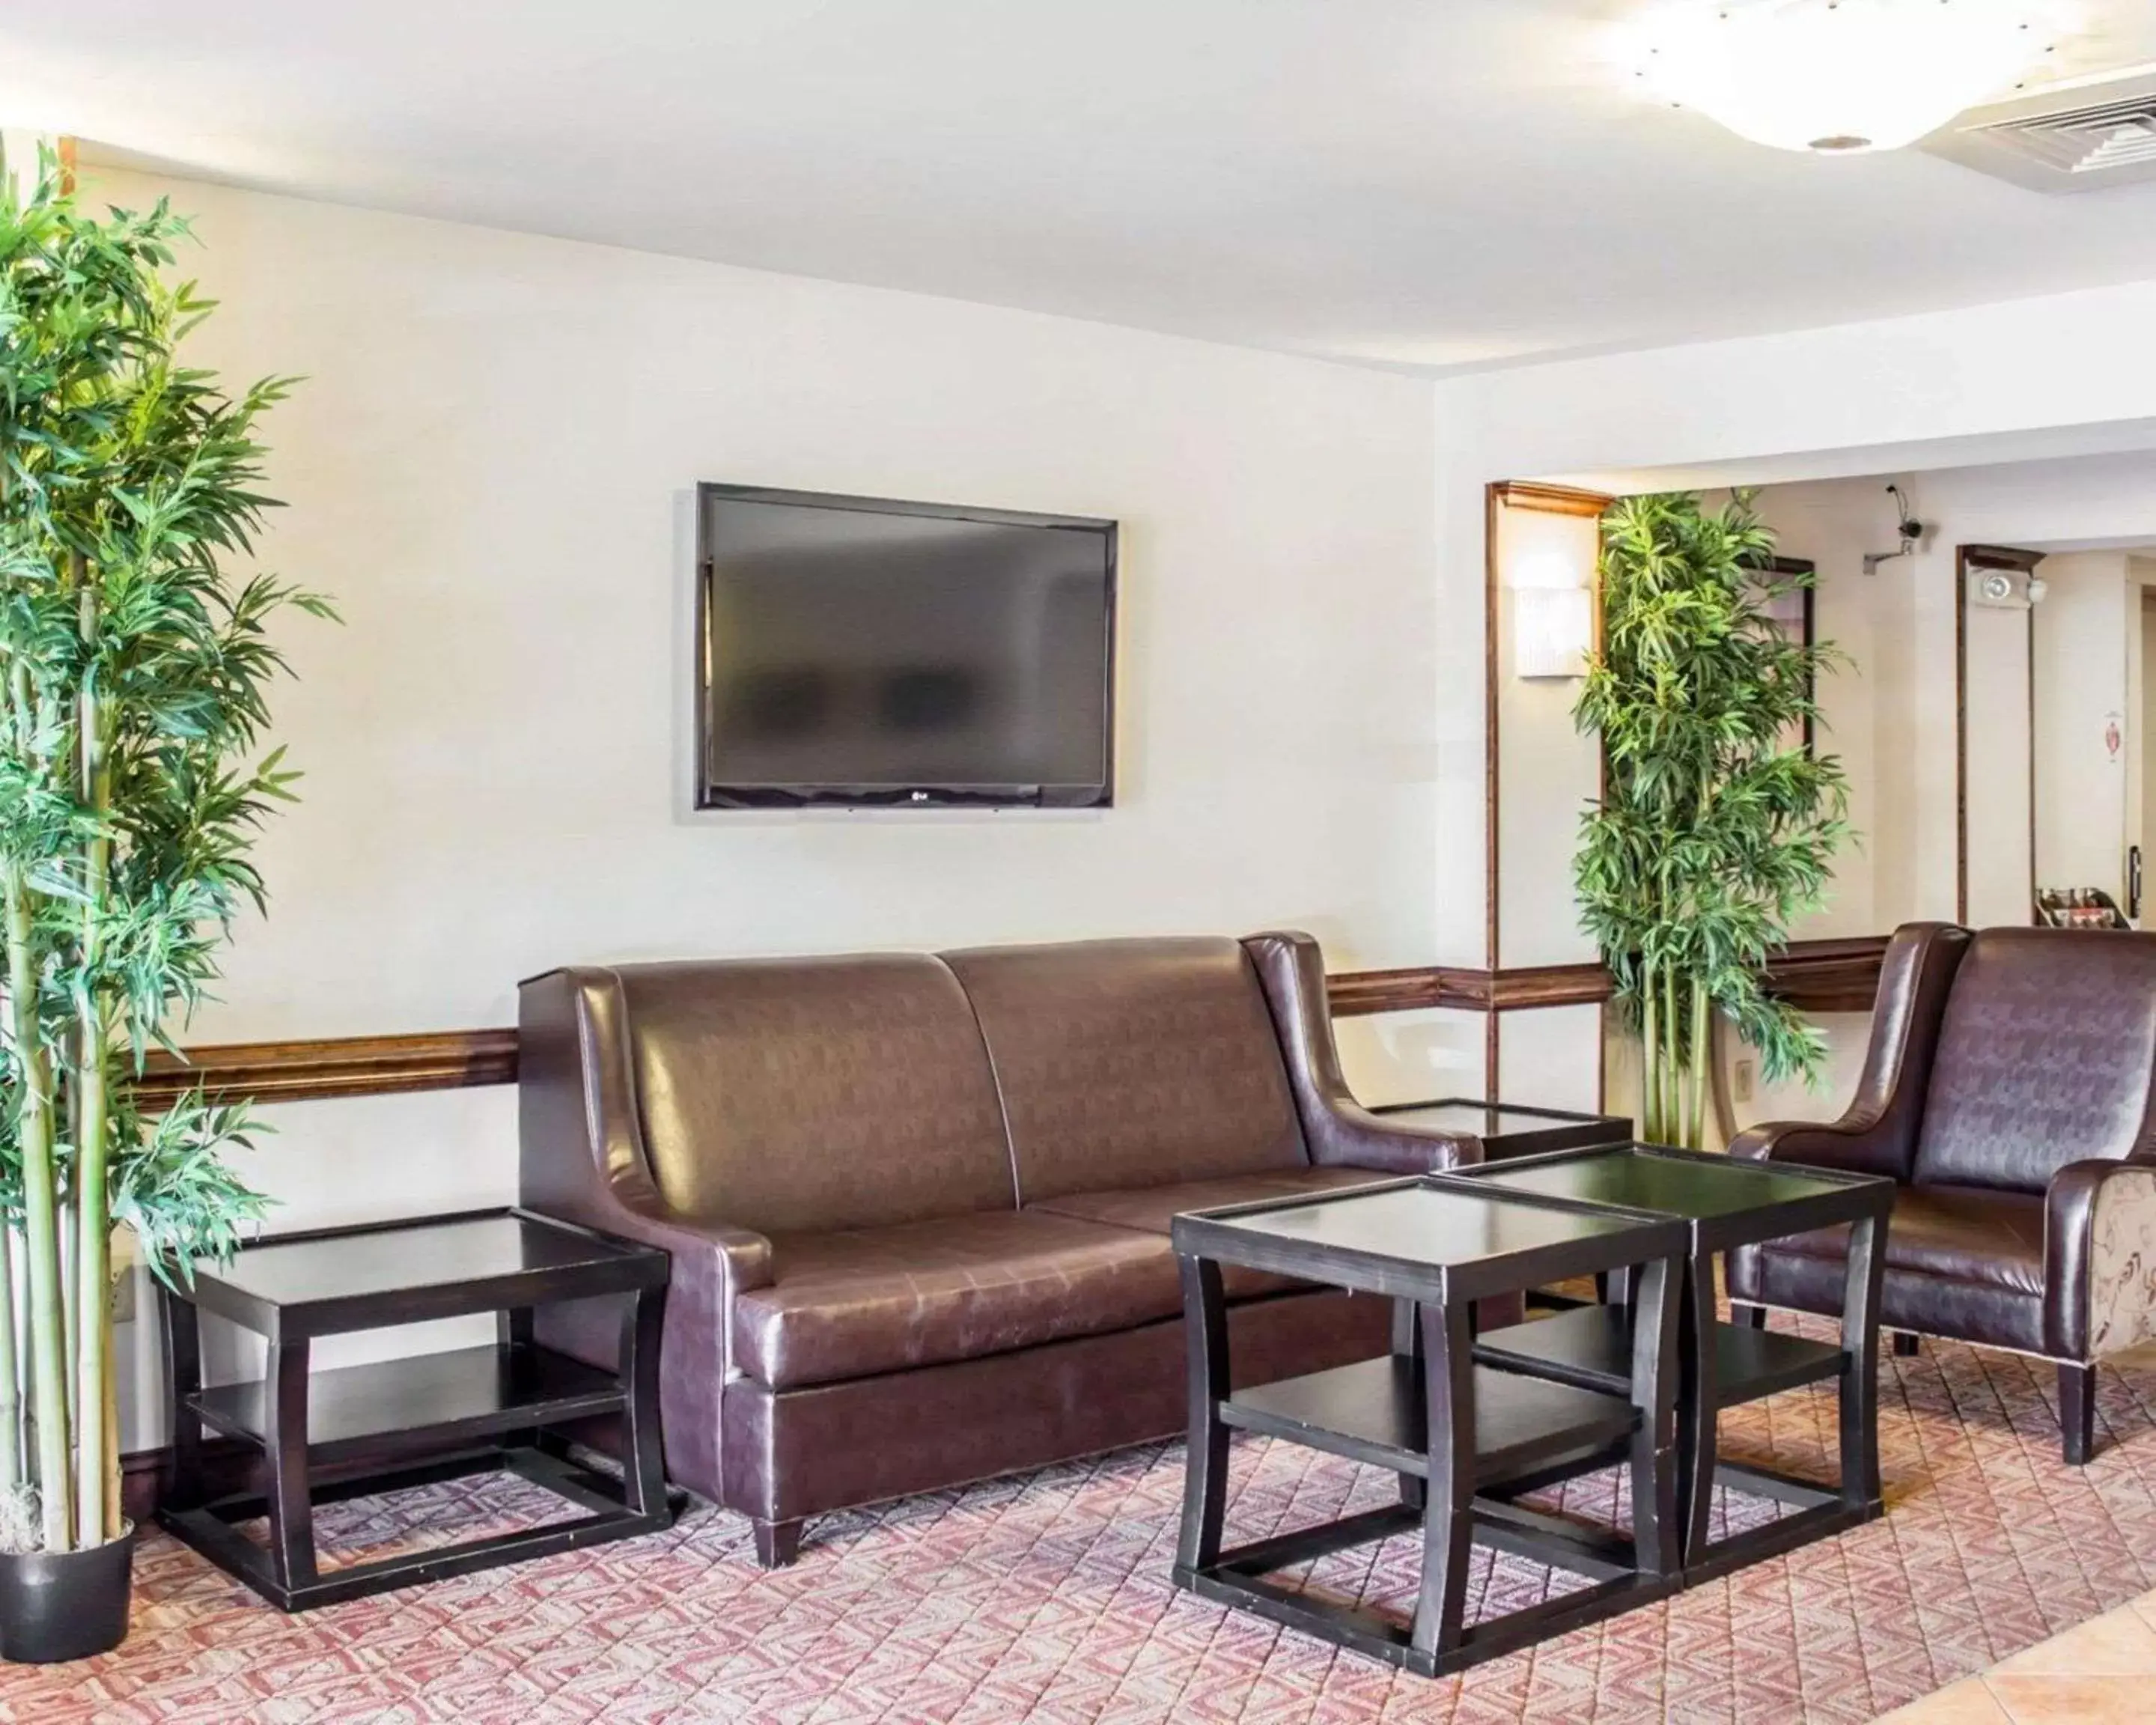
[{"x1": 1636, "y1": 0, "x2": 2071, "y2": 154}]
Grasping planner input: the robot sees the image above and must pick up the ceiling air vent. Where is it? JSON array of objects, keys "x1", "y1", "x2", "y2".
[{"x1": 1922, "y1": 70, "x2": 2156, "y2": 192}]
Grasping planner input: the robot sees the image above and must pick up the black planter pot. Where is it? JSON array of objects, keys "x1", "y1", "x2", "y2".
[{"x1": 0, "y1": 1522, "x2": 135, "y2": 1664}]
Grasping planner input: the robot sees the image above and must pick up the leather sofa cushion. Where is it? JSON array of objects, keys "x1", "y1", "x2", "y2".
[
  {"x1": 943, "y1": 937, "x2": 1307, "y2": 1203},
  {"x1": 1767, "y1": 1183, "x2": 2046, "y2": 1296},
  {"x1": 611, "y1": 954, "x2": 1017, "y2": 1234},
  {"x1": 731, "y1": 1211, "x2": 1185, "y2": 1390},
  {"x1": 1029, "y1": 1166, "x2": 1398, "y2": 1233},
  {"x1": 1031, "y1": 1166, "x2": 1398, "y2": 1297},
  {"x1": 1911, "y1": 928, "x2": 2156, "y2": 1193}
]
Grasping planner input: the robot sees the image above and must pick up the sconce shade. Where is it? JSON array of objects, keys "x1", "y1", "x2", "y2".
[{"x1": 1515, "y1": 585, "x2": 1594, "y2": 680}]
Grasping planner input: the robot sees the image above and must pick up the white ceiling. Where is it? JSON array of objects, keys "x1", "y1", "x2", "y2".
[{"x1": 8, "y1": 1, "x2": 2156, "y2": 374}]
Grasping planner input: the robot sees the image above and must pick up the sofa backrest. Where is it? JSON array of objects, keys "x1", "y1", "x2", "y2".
[
  {"x1": 1911, "y1": 928, "x2": 2156, "y2": 1193},
  {"x1": 588, "y1": 954, "x2": 1018, "y2": 1234},
  {"x1": 941, "y1": 936, "x2": 1308, "y2": 1202}
]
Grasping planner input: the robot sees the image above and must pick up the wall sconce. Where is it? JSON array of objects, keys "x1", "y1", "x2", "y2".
[{"x1": 1508, "y1": 549, "x2": 1593, "y2": 680}]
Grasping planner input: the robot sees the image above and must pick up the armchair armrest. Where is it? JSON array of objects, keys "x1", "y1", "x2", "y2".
[
  {"x1": 2046, "y1": 1158, "x2": 2156, "y2": 1360},
  {"x1": 1729, "y1": 922, "x2": 1973, "y2": 1184},
  {"x1": 1727, "y1": 1115, "x2": 1908, "y2": 1181},
  {"x1": 1242, "y1": 931, "x2": 1480, "y2": 1176}
]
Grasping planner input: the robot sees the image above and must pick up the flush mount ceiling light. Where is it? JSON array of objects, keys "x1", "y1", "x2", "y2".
[{"x1": 1634, "y1": 1, "x2": 2074, "y2": 154}]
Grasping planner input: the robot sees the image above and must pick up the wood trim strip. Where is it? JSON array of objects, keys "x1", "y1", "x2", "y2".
[
  {"x1": 134, "y1": 938, "x2": 1889, "y2": 1109},
  {"x1": 1489, "y1": 481, "x2": 1616, "y2": 519},
  {"x1": 132, "y1": 1029, "x2": 521, "y2": 1107},
  {"x1": 1758, "y1": 935, "x2": 1892, "y2": 1014}
]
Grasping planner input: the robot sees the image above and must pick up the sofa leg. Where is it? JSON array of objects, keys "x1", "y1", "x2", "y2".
[
  {"x1": 1729, "y1": 1303, "x2": 1766, "y2": 1330},
  {"x1": 753, "y1": 1517, "x2": 805, "y2": 1568},
  {"x1": 2060, "y1": 1363, "x2": 2097, "y2": 1467},
  {"x1": 1892, "y1": 1331, "x2": 1921, "y2": 1357}
]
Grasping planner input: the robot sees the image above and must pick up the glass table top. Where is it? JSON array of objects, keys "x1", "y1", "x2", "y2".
[
  {"x1": 194, "y1": 1212, "x2": 651, "y2": 1309},
  {"x1": 1183, "y1": 1181, "x2": 1670, "y2": 1273},
  {"x1": 1461, "y1": 1146, "x2": 1860, "y2": 1221},
  {"x1": 1370, "y1": 1101, "x2": 1615, "y2": 1139}
]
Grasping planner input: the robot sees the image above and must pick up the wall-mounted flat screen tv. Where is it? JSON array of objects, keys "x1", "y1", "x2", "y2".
[{"x1": 696, "y1": 484, "x2": 1117, "y2": 809}]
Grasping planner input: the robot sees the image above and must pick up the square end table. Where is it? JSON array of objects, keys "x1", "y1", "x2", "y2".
[
  {"x1": 158, "y1": 1206, "x2": 674, "y2": 1611},
  {"x1": 1443, "y1": 1142, "x2": 1894, "y2": 1580},
  {"x1": 1171, "y1": 1178, "x2": 1690, "y2": 1679}
]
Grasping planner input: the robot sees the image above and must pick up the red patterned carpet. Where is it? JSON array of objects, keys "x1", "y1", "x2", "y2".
[{"x1": 11, "y1": 1326, "x2": 2156, "y2": 1724}]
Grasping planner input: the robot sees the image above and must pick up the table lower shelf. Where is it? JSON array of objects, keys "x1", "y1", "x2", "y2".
[
  {"x1": 161, "y1": 1443, "x2": 671, "y2": 1613},
  {"x1": 189, "y1": 1343, "x2": 625, "y2": 1465},
  {"x1": 1472, "y1": 1305, "x2": 1845, "y2": 1406},
  {"x1": 1220, "y1": 1357, "x2": 1639, "y2": 1485}
]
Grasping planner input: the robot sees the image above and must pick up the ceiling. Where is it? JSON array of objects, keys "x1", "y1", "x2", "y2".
[{"x1": 8, "y1": 1, "x2": 2156, "y2": 374}]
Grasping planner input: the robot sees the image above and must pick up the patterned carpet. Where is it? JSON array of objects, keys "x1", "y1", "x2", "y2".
[{"x1": 10, "y1": 1324, "x2": 2156, "y2": 1725}]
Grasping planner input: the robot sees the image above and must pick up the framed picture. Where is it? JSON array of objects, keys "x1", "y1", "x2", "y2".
[{"x1": 1755, "y1": 556, "x2": 1816, "y2": 755}]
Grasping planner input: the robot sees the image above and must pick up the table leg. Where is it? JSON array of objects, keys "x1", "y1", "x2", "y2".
[
  {"x1": 498, "y1": 1307, "x2": 534, "y2": 1354},
  {"x1": 1392, "y1": 1298, "x2": 1427, "y2": 1511},
  {"x1": 263, "y1": 1336, "x2": 318, "y2": 1591},
  {"x1": 1839, "y1": 1211, "x2": 1888, "y2": 1512},
  {"x1": 1627, "y1": 1256, "x2": 1681, "y2": 1579},
  {"x1": 160, "y1": 1289, "x2": 204, "y2": 1514},
  {"x1": 618, "y1": 1286, "x2": 668, "y2": 1518},
  {"x1": 1407, "y1": 1301, "x2": 1476, "y2": 1668},
  {"x1": 1176, "y1": 1256, "x2": 1231, "y2": 1575},
  {"x1": 1678, "y1": 1249, "x2": 1721, "y2": 1561}
]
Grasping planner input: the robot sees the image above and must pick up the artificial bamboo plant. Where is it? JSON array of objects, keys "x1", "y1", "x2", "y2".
[
  {"x1": 1573, "y1": 491, "x2": 1851, "y2": 1151},
  {"x1": 0, "y1": 148, "x2": 326, "y2": 1554}
]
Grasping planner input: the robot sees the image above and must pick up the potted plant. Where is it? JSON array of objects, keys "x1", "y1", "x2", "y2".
[
  {"x1": 0, "y1": 147, "x2": 326, "y2": 1661},
  {"x1": 1573, "y1": 490, "x2": 1851, "y2": 1150}
]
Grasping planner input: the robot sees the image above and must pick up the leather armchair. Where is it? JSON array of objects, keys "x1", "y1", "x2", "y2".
[{"x1": 1727, "y1": 921, "x2": 2156, "y2": 1464}]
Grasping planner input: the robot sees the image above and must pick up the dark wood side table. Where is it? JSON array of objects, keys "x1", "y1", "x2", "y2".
[
  {"x1": 1443, "y1": 1143, "x2": 1893, "y2": 1581},
  {"x1": 1364, "y1": 1098, "x2": 1632, "y2": 1162},
  {"x1": 159, "y1": 1207, "x2": 672, "y2": 1611},
  {"x1": 1171, "y1": 1179, "x2": 1690, "y2": 1679}
]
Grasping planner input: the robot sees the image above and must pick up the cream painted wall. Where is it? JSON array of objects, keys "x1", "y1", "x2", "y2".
[
  {"x1": 2032, "y1": 553, "x2": 2134, "y2": 908},
  {"x1": 91, "y1": 165, "x2": 1456, "y2": 1445},
  {"x1": 1964, "y1": 597, "x2": 2035, "y2": 929}
]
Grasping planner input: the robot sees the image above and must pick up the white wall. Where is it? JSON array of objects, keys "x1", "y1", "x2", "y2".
[{"x1": 92, "y1": 166, "x2": 1454, "y2": 1444}]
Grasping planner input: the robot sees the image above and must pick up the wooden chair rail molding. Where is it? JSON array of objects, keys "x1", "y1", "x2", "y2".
[{"x1": 130, "y1": 937, "x2": 1890, "y2": 1109}]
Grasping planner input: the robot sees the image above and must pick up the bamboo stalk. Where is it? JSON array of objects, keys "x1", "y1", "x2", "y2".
[
  {"x1": 1640, "y1": 964, "x2": 1662, "y2": 1143},
  {"x1": 73, "y1": 633, "x2": 114, "y2": 1546},
  {"x1": 101, "y1": 1321, "x2": 119, "y2": 1536},
  {"x1": 7, "y1": 868, "x2": 73, "y2": 1551},
  {"x1": 0, "y1": 1224, "x2": 19, "y2": 1492},
  {"x1": 1687, "y1": 981, "x2": 1711, "y2": 1154},
  {"x1": 1660, "y1": 965, "x2": 1682, "y2": 1148}
]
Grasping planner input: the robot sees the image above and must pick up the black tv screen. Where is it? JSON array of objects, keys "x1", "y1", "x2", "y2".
[{"x1": 696, "y1": 484, "x2": 1116, "y2": 809}]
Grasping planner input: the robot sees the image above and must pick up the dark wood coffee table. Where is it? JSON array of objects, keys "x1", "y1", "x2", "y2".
[
  {"x1": 158, "y1": 1207, "x2": 672, "y2": 1610},
  {"x1": 1170, "y1": 1179, "x2": 1690, "y2": 1678},
  {"x1": 1363, "y1": 1098, "x2": 1631, "y2": 1161},
  {"x1": 1441, "y1": 1143, "x2": 1893, "y2": 1581}
]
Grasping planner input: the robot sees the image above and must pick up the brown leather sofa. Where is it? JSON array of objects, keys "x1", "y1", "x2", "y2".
[
  {"x1": 519, "y1": 931, "x2": 1486, "y2": 1564},
  {"x1": 1728, "y1": 922, "x2": 2156, "y2": 1464}
]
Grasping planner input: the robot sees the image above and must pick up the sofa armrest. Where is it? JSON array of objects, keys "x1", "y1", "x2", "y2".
[
  {"x1": 1241, "y1": 930, "x2": 1480, "y2": 1175},
  {"x1": 2047, "y1": 1158, "x2": 2156, "y2": 1360},
  {"x1": 519, "y1": 964, "x2": 776, "y2": 1500}
]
